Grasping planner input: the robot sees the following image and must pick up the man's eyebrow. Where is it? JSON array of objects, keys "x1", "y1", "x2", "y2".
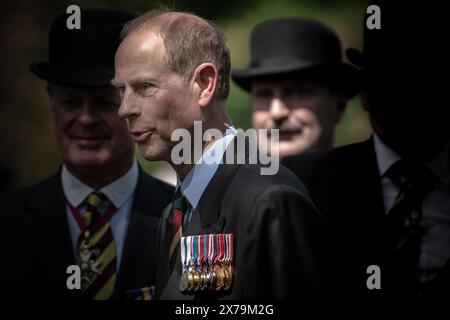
[
  {"x1": 110, "y1": 77, "x2": 157, "y2": 87},
  {"x1": 130, "y1": 77, "x2": 158, "y2": 84},
  {"x1": 110, "y1": 79, "x2": 121, "y2": 87}
]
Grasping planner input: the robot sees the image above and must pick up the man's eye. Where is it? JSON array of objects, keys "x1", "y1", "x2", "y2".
[
  {"x1": 62, "y1": 99, "x2": 80, "y2": 106},
  {"x1": 136, "y1": 83, "x2": 154, "y2": 91},
  {"x1": 116, "y1": 87, "x2": 125, "y2": 96},
  {"x1": 295, "y1": 87, "x2": 314, "y2": 96}
]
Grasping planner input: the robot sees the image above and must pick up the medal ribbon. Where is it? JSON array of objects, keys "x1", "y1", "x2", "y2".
[
  {"x1": 187, "y1": 236, "x2": 193, "y2": 267},
  {"x1": 181, "y1": 236, "x2": 188, "y2": 270},
  {"x1": 216, "y1": 234, "x2": 224, "y2": 263},
  {"x1": 199, "y1": 235, "x2": 204, "y2": 271},
  {"x1": 192, "y1": 235, "x2": 198, "y2": 271},
  {"x1": 228, "y1": 234, "x2": 234, "y2": 265},
  {"x1": 213, "y1": 234, "x2": 220, "y2": 264},
  {"x1": 209, "y1": 234, "x2": 215, "y2": 268}
]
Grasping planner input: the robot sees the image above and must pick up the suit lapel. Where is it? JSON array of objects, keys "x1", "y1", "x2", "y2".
[
  {"x1": 159, "y1": 207, "x2": 202, "y2": 300},
  {"x1": 154, "y1": 204, "x2": 171, "y2": 298},
  {"x1": 158, "y1": 136, "x2": 247, "y2": 299},
  {"x1": 114, "y1": 169, "x2": 167, "y2": 297},
  {"x1": 25, "y1": 172, "x2": 76, "y2": 297},
  {"x1": 340, "y1": 139, "x2": 385, "y2": 251}
]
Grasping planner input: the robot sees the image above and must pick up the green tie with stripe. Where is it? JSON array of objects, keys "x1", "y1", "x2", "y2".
[{"x1": 76, "y1": 192, "x2": 117, "y2": 300}]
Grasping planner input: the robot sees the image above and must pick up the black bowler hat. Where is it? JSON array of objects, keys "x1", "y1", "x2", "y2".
[
  {"x1": 345, "y1": 0, "x2": 386, "y2": 69},
  {"x1": 231, "y1": 18, "x2": 360, "y2": 98},
  {"x1": 31, "y1": 9, "x2": 135, "y2": 86}
]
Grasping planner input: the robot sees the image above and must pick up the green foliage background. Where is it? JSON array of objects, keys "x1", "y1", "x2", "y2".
[{"x1": 0, "y1": 0, "x2": 371, "y2": 188}]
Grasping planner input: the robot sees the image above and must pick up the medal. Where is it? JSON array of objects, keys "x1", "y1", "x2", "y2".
[
  {"x1": 206, "y1": 234, "x2": 215, "y2": 291},
  {"x1": 223, "y1": 234, "x2": 234, "y2": 290},
  {"x1": 76, "y1": 229, "x2": 103, "y2": 288},
  {"x1": 187, "y1": 236, "x2": 194, "y2": 292},
  {"x1": 214, "y1": 234, "x2": 225, "y2": 291},
  {"x1": 179, "y1": 233, "x2": 234, "y2": 293},
  {"x1": 187, "y1": 265, "x2": 195, "y2": 292},
  {"x1": 213, "y1": 263, "x2": 225, "y2": 290},
  {"x1": 191, "y1": 236, "x2": 201, "y2": 292},
  {"x1": 179, "y1": 235, "x2": 189, "y2": 292},
  {"x1": 199, "y1": 235, "x2": 208, "y2": 291}
]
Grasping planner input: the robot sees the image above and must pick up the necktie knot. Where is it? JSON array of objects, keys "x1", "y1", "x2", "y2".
[
  {"x1": 167, "y1": 188, "x2": 189, "y2": 271},
  {"x1": 385, "y1": 159, "x2": 433, "y2": 190},
  {"x1": 172, "y1": 188, "x2": 188, "y2": 212},
  {"x1": 84, "y1": 192, "x2": 108, "y2": 228},
  {"x1": 87, "y1": 192, "x2": 107, "y2": 208}
]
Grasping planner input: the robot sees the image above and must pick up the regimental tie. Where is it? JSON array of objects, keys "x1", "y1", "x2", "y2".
[
  {"x1": 69, "y1": 192, "x2": 117, "y2": 300},
  {"x1": 167, "y1": 188, "x2": 189, "y2": 272},
  {"x1": 384, "y1": 159, "x2": 433, "y2": 296}
]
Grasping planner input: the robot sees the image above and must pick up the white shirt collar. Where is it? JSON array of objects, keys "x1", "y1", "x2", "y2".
[
  {"x1": 373, "y1": 133, "x2": 402, "y2": 177},
  {"x1": 61, "y1": 160, "x2": 139, "y2": 208},
  {"x1": 178, "y1": 127, "x2": 237, "y2": 211}
]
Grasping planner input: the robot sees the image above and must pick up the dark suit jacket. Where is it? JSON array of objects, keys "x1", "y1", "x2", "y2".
[
  {"x1": 155, "y1": 140, "x2": 331, "y2": 300},
  {"x1": 1, "y1": 166, "x2": 174, "y2": 299},
  {"x1": 282, "y1": 139, "x2": 450, "y2": 303}
]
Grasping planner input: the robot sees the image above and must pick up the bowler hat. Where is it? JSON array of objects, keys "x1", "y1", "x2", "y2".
[
  {"x1": 31, "y1": 9, "x2": 135, "y2": 86},
  {"x1": 346, "y1": 0, "x2": 412, "y2": 72},
  {"x1": 232, "y1": 18, "x2": 359, "y2": 98}
]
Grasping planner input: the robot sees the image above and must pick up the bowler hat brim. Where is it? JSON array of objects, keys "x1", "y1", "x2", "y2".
[
  {"x1": 346, "y1": 48, "x2": 365, "y2": 67},
  {"x1": 31, "y1": 62, "x2": 115, "y2": 87},
  {"x1": 232, "y1": 61, "x2": 360, "y2": 99}
]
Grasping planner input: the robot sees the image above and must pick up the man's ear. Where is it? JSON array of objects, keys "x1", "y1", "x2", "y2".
[{"x1": 193, "y1": 63, "x2": 218, "y2": 107}]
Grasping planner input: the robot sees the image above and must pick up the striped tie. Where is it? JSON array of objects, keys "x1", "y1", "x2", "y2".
[
  {"x1": 168, "y1": 188, "x2": 188, "y2": 271},
  {"x1": 76, "y1": 192, "x2": 117, "y2": 300}
]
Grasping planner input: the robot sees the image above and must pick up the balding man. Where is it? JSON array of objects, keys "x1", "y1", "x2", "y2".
[{"x1": 112, "y1": 10, "x2": 330, "y2": 300}]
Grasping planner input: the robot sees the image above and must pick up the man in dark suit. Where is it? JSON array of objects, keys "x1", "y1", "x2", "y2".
[
  {"x1": 283, "y1": 0, "x2": 450, "y2": 304},
  {"x1": 3, "y1": 9, "x2": 174, "y2": 300},
  {"x1": 113, "y1": 9, "x2": 330, "y2": 299}
]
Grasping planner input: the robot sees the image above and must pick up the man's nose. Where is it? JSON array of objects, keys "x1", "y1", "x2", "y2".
[
  {"x1": 269, "y1": 98, "x2": 290, "y2": 122},
  {"x1": 77, "y1": 102, "x2": 98, "y2": 126},
  {"x1": 118, "y1": 89, "x2": 140, "y2": 120}
]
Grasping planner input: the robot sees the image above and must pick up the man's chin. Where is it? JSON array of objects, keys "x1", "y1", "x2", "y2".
[
  {"x1": 65, "y1": 150, "x2": 111, "y2": 170},
  {"x1": 138, "y1": 140, "x2": 171, "y2": 162}
]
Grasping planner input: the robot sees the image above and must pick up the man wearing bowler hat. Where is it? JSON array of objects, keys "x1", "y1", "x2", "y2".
[
  {"x1": 3, "y1": 9, "x2": 174, "y2": 300},
  {"x1": 283, "y1": 0, "x2": 450, "y2": 304},
  {"x1": 232, "y1": 18, "x2": 359, "y2": 158}
]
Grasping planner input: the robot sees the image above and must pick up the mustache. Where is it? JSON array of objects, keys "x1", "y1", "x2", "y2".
[
  {"x1": 269, "y1": 120, "x2": 304, "y2": 133},
  {"x1": 68, "y1": 128, "x2": 111, "y2": 139}
]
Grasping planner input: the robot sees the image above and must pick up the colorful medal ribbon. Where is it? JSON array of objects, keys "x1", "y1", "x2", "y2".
[{"x1": 179, "y1": 233, "x2": 234, "y2": 293}]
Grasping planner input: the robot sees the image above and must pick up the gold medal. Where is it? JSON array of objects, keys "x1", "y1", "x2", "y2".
[
  {"x1": 192, "y1": 269, "x2": 201, "y2": 292},
  {"x1": 205, "y1": 268, "x2": 213, "y2": 291},
  {"x1": 199, "y1": 268, "x2": 207, "y2": 291},
  {"x1": 222, "y1": 262, "x2": 232, "y2": 290},
  {"x1": 187, "y1": 266, "x2": 194, "y2": 292},
  {"x1": 179, "y1": 269, "x2": 189, "y2": 292},
  {"x1": 213, "y1": 264, "x2": 225, "y2": 291}
]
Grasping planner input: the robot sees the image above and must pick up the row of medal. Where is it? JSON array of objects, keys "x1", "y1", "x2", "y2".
[{"x1": 179, "y1": 233, "x2": 234, "y2": 293}]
